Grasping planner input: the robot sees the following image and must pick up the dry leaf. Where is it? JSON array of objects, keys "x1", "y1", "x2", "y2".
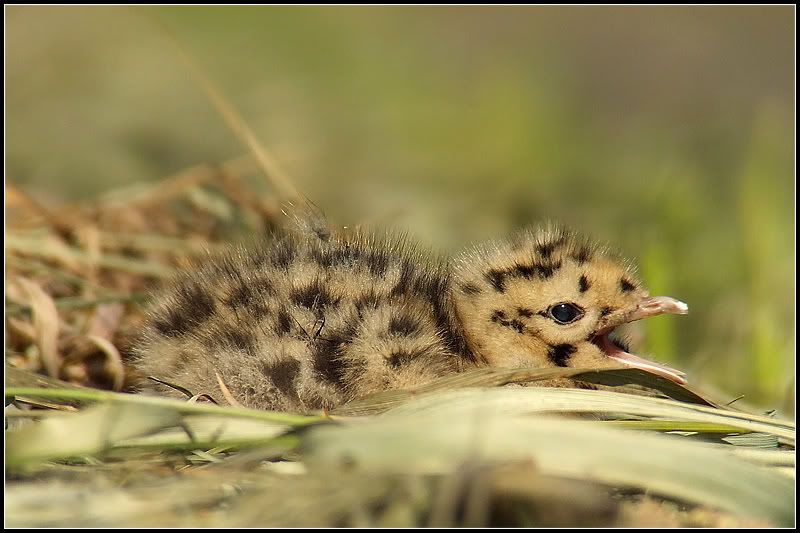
[
  {"x1": 84, "y1": 335, "x2": 125, "y2": 391},
  {"x1": 12, "y1": 277, "x2": 61, "y2": 378}
]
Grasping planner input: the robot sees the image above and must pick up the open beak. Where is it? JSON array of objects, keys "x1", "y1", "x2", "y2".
[
  {"x1": 625, "y1": 296, "x2": 689, "y2": 323},
  {"x1": 592, "y1": 296, "x2": 689, "y2": 384}
]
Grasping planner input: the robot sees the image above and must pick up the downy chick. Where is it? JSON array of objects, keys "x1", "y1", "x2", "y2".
[{"x1": 133, "y1": 224, "x2": 687, "y2": 411}]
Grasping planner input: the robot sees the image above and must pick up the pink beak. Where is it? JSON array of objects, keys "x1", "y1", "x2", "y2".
[{"x1": 597, "y1": 296, "x2": 689, "y2": 384}]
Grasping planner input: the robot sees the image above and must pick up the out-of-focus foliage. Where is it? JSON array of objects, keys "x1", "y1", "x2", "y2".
[
  {"x1": 6, "y1": 6, "x2": 794, "y2": 410},
  {"x1": 4, "y1": 368, "x2": 795, "y2": 527}
]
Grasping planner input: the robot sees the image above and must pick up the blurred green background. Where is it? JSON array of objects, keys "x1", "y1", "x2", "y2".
[{"x1": 6, "y1": 6, "x2": 794, "y2": 412}]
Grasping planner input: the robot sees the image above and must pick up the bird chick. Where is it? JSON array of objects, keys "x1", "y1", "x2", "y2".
[
  {"x1": 453, "y1": 227, "x2": 687, "y2": 384},
  {"x1": 132, "y1": 224, "x2": 688, "y2": 412}
]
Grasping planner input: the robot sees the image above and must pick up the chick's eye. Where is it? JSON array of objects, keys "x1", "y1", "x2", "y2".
[{"x1": 549, "y1": 302, "x2": 584, "y2": 324}]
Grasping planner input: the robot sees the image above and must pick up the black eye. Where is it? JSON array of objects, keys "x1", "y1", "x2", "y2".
[{"x1": 548, "y1": 302, "x2": 584, "y2": 324}]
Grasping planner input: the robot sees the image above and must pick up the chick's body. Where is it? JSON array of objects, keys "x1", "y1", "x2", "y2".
[
  {"x1": 135, "y1": 230, "x2": 474, "y2": 411},
  {"x1": 134, "y1": 224, "x2": 688, "y2": 411}
]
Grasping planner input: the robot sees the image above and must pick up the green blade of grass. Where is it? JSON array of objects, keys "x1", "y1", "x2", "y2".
[
  {"x1": 333, "y1": 366, "x2": 716, "y2": 417},
  {"x1": 5, "y1": 387, "x2": 325, "y2": 427},
  {"x1": 305, "y1": 408, "x2": 795, "y2": 525},
  {"x1": 382, "y1": 388, "x2": 794, "y2": 443}
]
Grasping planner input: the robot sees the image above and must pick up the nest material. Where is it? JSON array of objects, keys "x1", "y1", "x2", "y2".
[{"x1": 6, "y1": 159, "x2": 280, "y2": 391}]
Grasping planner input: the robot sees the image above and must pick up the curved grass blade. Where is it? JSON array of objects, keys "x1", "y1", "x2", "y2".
[
  {"x1": 304, "y1": 410, "x2": 795, "y2": 525},
  {"x1": 382, "y1": 388, "x2": 794, "y2": 443},
  {"x1": 334, "y1": 366, "x2": 717, "y2": 417}
]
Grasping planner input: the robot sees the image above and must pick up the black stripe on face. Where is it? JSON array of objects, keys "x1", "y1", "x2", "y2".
[
  {"x1": 534, "y1": 261, "x2": 561, "y2": 279},
  {"x1": 620, "y1": 278, "x2": 636, "y2": 293},
  {"x1": 578, "y1": 275, "x2": 591, "y2": 293},
  {"x1": 547, "y1": 343, "x2": 576, "y2": 367},
  {"x1": 513, "y1": 264, "x2": 537, "y2": 279},
  {"x1": 490, "y1": 310, "x2": 524, "y2": 334},
  {"x1": 512, "y1": 261, "x2": 563, "y2": 281}
]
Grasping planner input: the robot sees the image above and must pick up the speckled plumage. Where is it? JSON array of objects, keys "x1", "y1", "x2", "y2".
[{"x1": 133, "y1": 221, "x2": 688, "y2": 412}]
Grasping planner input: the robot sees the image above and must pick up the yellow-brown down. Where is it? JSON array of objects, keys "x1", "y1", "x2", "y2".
[{"x1": 133, "y1": 223, "x2": 686, "y2": 411}]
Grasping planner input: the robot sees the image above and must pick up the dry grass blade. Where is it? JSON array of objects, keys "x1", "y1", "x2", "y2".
[
  {"x1": 4, "y1": 386, "x2": 324, "y2": 427},
  {"x1": 115, "y1": 415, "x2": 293, "y2": 450},
  {"x1": 142, "y1": 13, "x2": 300, "y2": 202},
  {"x1": 101, "y1": 162, "x2": 218, "y2": 208},
  {"x1": 7, "y1": 233, "x2": 177, "y2": 278},
  {"x1": 5, "y1": 364, "x2": 87, "y2": 391},
  {"x1": 571, "y1": 368, "x2": 716, "y2": 406},
  {"x1": 215, "y1": 371, "x2": 245, "y2": 408},
  {"x1": 5, "y1": 182, "x2": 76, "y2": 235},
  {"x1": 333, "y1": 366, "x2": 716, "y2": 416},
  {"x1": 83, "y1": 335, "x2": 126, "y2": 391},
  {"x1": 6, "y1": 402, "x2": 183, "y2": 467},
  {"x1": 10, "y1": 277, "x2": 61, "y2": 378},
  {"x1": 383, "y1": 388, "x2": 795, "y2": 443}
]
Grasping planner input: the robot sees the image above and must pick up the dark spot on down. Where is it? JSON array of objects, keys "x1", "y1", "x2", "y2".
[
  {"x1": 491, "y1": 310, "x2": 507, "y2": 321},
  {"x1": 366, "y1": 250, "x2": 389, "y2": 277},
  {"x1": 513, "y1": 264, "x2": 537, "y2": 279},
  {"x1": 312, "y1": 244, "x2": 363, "y2": 270},
  {"x1": 274, "y1": 307, "x2": 293, "y2": 335},
  {"x1": 390, "y1": 261, "x2": 416, "y2": 297},
  {"x1": 263, "y1": 358, "x2": 301, "y2": 398},
  {"x1": 578, "y1": 275, "x2": 591, "y2": 293},
  {"x1": 226, "y1": 273, "x2": 273, "y2": 317},
  {"x1": 221, "y1": 328, "x2": 255, "y2": 352},
  {"x1": 311, "y1": 320, "x2": 359, "y2": 387},
  {"x1": 271, "y1": 239, "x2": 296, "y2": 269},
  {"x1": 536, "y1": 237, "x2": 565, "y2": 258},
  {"x1": 517, "y1": 307, "x2": 534, "y2": 318},
  {"x1": 415, "y1": 273, "x2": 447, "y2": 304},
  {"x1": 153, "y1": 282, "x2": 216, "y2": 337},
  {"x1": 224, "y1": 283, "x2": 254, "y2": 308},
  {"x1": 491, "y1": 309, "x2": 524, "y2": 334},
  {"x1": 312, "y1": 338, "x2": 347, "y2": 387},
  {"x1": 387, "y1": 347, "x2": 428, "y2": 369},
  {"x1": 548, "y1": 343, "x2": 576, "y2": 367},
  {"x1": 321, "y1": 322, "x2": 358, "y2": 348},
  {"x1": 620, "y1": 278, "x2": 636, "y2": 293},
  {"x1": 486, "y1": 269, "x2": 507, "y2": 292},
  {"x1": 291, "y1": 281, "x2": 340, "y2": 310},
  {"x1": 534, "y1": 261, "x2": 561, "y2": 279},
  {"x1": 600, "y1": 307, "x2": 613, "y2": 317},
  {"x1": 508, "y1": 319, "x2": 525, "y2": 333},
  {"x1": 250, "y1": 302, "x2": 270, "y2": 319},
  {"x1": 570, "y1": 245, "x2": 592, "y2": 265},
  {"x1": 388, "y1": 314, "x2": 420, "y2": 337},
  {"x1": 508, "y1": 261, "x2": 562, "y2": 282},
  {"x1": 425, "y1": 274, "x2": 466, "y2": 355},
  {"x1": 355, "y1": 291, "x2": 382, "y2": 316},
  {"x1": 460, "y1": 282, "x2": 482, "y2": 295}
]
